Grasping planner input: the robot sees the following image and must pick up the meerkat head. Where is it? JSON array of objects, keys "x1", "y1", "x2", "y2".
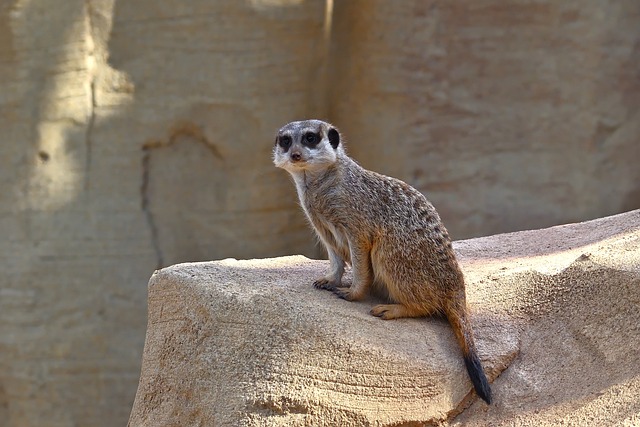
[{"x1": 272, "y1": 119, "x2": 342, "y2": 173}]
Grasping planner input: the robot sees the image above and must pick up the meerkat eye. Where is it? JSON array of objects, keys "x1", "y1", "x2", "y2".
[
  {"x1": 302, "y1": 132, "x2": 319, "y2": 147},
  {"x1": 278, "y1": 135, "x2": 292, "y2": 150}
]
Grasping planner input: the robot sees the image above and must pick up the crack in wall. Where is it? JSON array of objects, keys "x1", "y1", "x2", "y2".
[
  {"x1": 141, "y1": 146, "x2": 164, "y2": 269},
  {"x1": 83, "y1": 0, "x2": 97, "y2": 192},
  {"x1": 140, "y1": 123, "x2": 223, "y2": 269},
  {"x1": 84, "y1": 79, "x2": 96, "y2": 192}
]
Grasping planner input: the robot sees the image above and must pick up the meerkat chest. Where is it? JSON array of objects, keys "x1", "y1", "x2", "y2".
[
  {"x1": 292, "y1": 174, "x2": 349, "y2": 252},
  {"x1": 302, "y1": 193, "x2": 347, "y2": 245},
  {"x1": 292, "y1": 173, "x2": 333, "y2": 220}
]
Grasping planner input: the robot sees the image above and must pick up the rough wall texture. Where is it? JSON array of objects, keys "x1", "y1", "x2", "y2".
[
  {"x1": 1, "y1": 1, "x2": 325, "y2": 425},
  {"x1": 1, "y1": 0, "x2": 639, "y2": 426},
  {"x1": 128, "y1": 210, "x2": 640, "y2": 426},
  {"x1": 329, "y1": 0, "x2": 640, "y2": 237}
]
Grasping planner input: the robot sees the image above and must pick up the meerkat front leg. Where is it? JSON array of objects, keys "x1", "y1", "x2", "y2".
[
  {"x1": 333, "y1": 237, "x2": 373, "y2": 301},
  {"x1": 313, "y1": 245, "x2": 345, "y2": 290}
]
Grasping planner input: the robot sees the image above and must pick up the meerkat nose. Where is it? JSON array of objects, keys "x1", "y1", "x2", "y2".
[{"x1": 290, "y1": 152, "x2": 302, "y2": 162}]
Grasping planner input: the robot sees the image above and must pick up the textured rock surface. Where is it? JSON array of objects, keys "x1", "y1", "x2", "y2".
[
  {"x1": 128, "y1": 260, "x2": 516, "y2": 427},
  {"x1": 2, "y1": 1, "x2": 639, "y2": 425},
  {"x1": 452, "y1": 210, "x2": 640, "y2": 426},
  {"x1": 129, "y1": 210, "x2": 640, "y2": 426}
]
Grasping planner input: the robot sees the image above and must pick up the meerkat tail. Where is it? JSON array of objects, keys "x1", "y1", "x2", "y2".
[{"x1": 444, "y1": 303, "x2": 492, "y2": 404}]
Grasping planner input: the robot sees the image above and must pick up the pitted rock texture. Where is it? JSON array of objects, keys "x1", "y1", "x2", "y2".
[{"x1": 129, "y1": 210, "x2": 640, "y2": 426}]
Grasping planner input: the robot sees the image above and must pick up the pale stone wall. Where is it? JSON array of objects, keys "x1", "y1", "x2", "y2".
[
  {"x1": 329, "y1": 0, "x2": 640, "y2": 237},
  {"x1": 1, "y1": 1, "x2": 325, "y2": 425},
  {"x1": 1, "y1": 1, "x2": 639, "y2": 426}
]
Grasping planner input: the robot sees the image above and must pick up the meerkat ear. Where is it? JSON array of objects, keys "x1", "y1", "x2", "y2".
[{"x1": 327, "y1": 127, "x2": 340, "y2": 149}]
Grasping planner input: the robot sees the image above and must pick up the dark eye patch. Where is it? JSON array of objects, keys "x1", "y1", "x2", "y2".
[
  {"x1": 278, "y1": 135, "x2": 292, "y2": 152},
  {"x1": 301, "y1": 132, "x2": 319, "y2": 147}
]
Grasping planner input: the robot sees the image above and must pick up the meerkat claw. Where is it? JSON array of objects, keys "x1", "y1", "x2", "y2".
[
  {"x1": 313, "y1": 278, "x2": 338, "y2": 290},
  {"x1": 370, "y1": 304, "x2": 395, "y2": 319},
  {"x1": 369, "y1": 306, "x2": 386, "y2": 318},
  {"x1": 332, "y1": 286, "x2": 354, "y2": 301}
]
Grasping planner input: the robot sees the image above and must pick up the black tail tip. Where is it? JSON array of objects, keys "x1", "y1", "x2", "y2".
[{"x1": 464, "y1": 353, "x2": 492, "y2": 404}]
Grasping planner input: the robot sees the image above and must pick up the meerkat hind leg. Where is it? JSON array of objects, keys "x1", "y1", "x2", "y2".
[{"x1": 370, "y1": 303, "x2": 434, "y2": 320}]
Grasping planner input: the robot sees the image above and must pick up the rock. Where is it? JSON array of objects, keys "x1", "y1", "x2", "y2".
[
  {"x1": 128, "y1": 210, "x2": 640, "y2": 426},
  {"x1": 128, "y1": 258, "x2": 517, "y2": 426},
  {"x1": 452, "y1": 210, "x2": 640, "y2": 426}
]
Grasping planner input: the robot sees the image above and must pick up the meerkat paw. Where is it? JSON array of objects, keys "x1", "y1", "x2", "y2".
[
  {"x1": 313, "y1": 277, "x2": 341, "y2": 291},
  {"x1": 331, "y1": 286, "x2": 364, "y2": 302},
  {"x1": 370, "y1": 304, "x2": 413, "y2": 320}
]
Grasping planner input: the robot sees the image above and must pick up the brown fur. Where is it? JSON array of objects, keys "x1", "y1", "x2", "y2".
[{"x1": 273, "y1": 119, "x2": 492, "y2": 404}]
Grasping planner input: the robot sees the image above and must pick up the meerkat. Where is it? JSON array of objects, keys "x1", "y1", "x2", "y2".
[{"x1": 272, "y1": 119, "x2": 492, "y2": 404}]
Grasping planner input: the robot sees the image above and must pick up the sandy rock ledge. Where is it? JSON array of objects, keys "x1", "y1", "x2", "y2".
[{"x1": 128, "y1": 210, "x2": 640, "y2": 427}]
